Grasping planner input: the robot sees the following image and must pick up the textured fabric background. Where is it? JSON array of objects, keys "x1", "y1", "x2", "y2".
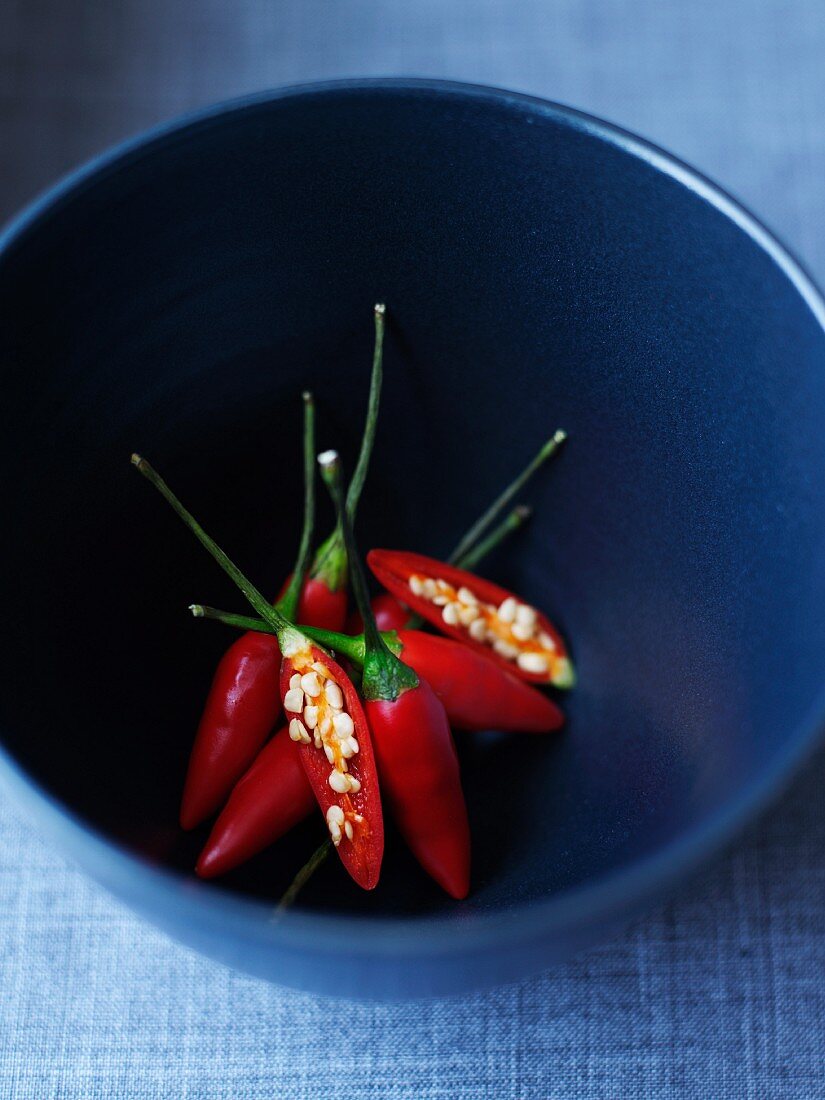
[{"x1": 1, "y1": 2, "x2": 824, "y2": 1097}]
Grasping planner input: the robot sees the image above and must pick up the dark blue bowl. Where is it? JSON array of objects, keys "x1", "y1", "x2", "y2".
[{"x1": 1, "y1": 80, "x2": 824, "y2": 999}]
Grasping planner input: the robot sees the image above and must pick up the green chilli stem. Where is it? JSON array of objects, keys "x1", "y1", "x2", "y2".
[
  {"x1": 189, "y1": 605, "x2": 402, "y2": 664},
  {"x1": 275, "y1": 391, "x2": 316, "y2": 620},
  {"x1": 455, "y1": 504, "x2": 531, "y2": 571},
  {"x1": 318, "y1": 450, "x2": 418, "y2": 701},
  {"x1": 275, "y1": 840, "x2": 332, "y2": 913},
  {"x1": 132, "y1": 455, "x2": 300, "y2": 648},
  {"x1": 310, "y1": 304, "x2": 386, "y2": 591},
  {"x1": 448, "y1": 429, "x2": 566, "y2": 564}
]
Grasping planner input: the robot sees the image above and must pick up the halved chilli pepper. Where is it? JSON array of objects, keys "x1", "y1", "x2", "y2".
[
  {"x1": 301, "y1": 302, "x2": 386, "y2": 631},
  {"x1": 196, "y1": 724, "x2": 313, "y2": 879},
  {"x1": 132, "y1": 454, "x2": 383, "y2": 889},
  {"x1": 320, "y1": 449, "x2": 470, "y2": 899},
  {"x1": 349, "y1": 428, "x2": 566, "y2": 633},
  {"x1": 368, "y1": 549, "x2": 575, "y2": 689},
  {"x1": 178, "y1": 391, "x2": 316, "y2": 830}
]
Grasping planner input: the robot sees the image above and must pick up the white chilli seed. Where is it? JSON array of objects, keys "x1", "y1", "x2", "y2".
[
  {"x1": 289, "y1": 673, "x2": 302, "y2": 690},
  {"x1": 324, "y1": 743, "x2": 335, "y2": 765},
  {"x1": 422, "y1": 579, "x2": 438, "y2": 598},
  {"x1": 283, "y1": 688, "x2": 304, "y2": 712},
  {"x1": 347, "y1": 737, "x2": 359, "y2": 756},
  {"x1": 312, "y1": 661, "x2": 330, "y2": 676},
  {"x1": 442, "y1": 601, "x2": 461, "y2": 626},
  {"x1": 300, "y1": 672, "x2": 322, "y2": 698},
  {"x1": 511, "y1": 621, "x2": 534, "y2": 642},
  {"x1": 409, "y1": 575, "x2": 425, "y2": 596},
  {"x1": 340, "y1": 740, "x2": 355, "y2": 759},
  {"x1": 319, "y1": 716, "x2": 332, "y2": 736},
  {"x1": 328, "y1": 770, "x2": 350, "y2": 793},
  {"x1": 303, "y1": 705, "x2": 319, "y2": 729},
  {"x1": 516, "y1": 604, "x2": 538, "y2": 628},
  {"x1": 333, "y1": 711, "x2": 355, "y2": 739},
  {"x1": 458, "y1": 604, "x2": 480, "y2": 625},
  {"x1": 344, "y1": 821, "x2": 354, "y2": 840},
  {"x1": 538, "y1": 631, "x2": 556, "y2": 651},
  {"x1": 313, "y1": 732, "x2": 322, "y2": 749},
  {"x1": 326, "y1": 805, "x2": 345, "y2": 825},
  {"x1": 498, "y1": 597, "x2": 518, "y2": 623},
  {"x1": 468, "y1": 618, "x2": 488, "y2": 641},
  {"x1": 324, "y1": 681, "x2": 343, "y2": 709},
  {"x1": 457, "y1": 586, "x2": 478, "y2": 605},
  {"x1": 493, "y1": 639, "x2": 519, "y2": 659},
  {"x1": 517, "y1": 651, "x2": 550, "y2": 674},
  {"x1": 432, "y1": 594, "x2": 449, "y2": 606},
  {"x1": 289, "y1": 718, "x2": 309, "y2": 743},
  {"x1": 436, "y1": 579, "x2": 451, "y2": 593},
  {"x1": 329, "y1": 822, "x2": 342, "y2": 845},
  {"x1": 348, "y1": 777, "x2": 361, "y2": 793}
]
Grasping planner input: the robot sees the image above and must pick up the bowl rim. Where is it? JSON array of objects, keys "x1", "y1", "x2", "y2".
[{"x1": 2, "y1": 76, "x2": 825, "y2": 960}]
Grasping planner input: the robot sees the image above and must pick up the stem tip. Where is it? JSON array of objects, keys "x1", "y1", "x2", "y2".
[
  {"x1": 374, "y1": 302, "x2": 386, "y2": 316},
  {"x1": 317, "y1": 449, "x2": 339, "y2": 470},
  {"x1": 189, "y1": 604, "x2": 205, "y2": 617}
]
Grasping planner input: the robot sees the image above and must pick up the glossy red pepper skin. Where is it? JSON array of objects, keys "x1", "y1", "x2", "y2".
[
  {"x1": 368, "y1": 549, "x2": 572, "y2": 687},
  {"x1": 280, "y1": 646, "x2": 383, "y2": 890},
  {"x1": 196, "y1": 725, "x2": 314, "y2": 878},
  {"x1": 179, "y1": 574, "x2": 348, "y2": 831},
  {"x1": 345, "y1": 592, "x2": 411, "y2": 635},
  {"x1": 366, "y1": 680, "x2": 469, "y2": 899},
  {"x1": 395, "y1": 630, "x2": 564, "y2": 733},
  {"x1": 180, "y1": 632, "x2": 283, "y2": 830},
  {"x1": 286, "y1": 573, "x2": 349, "y2": 633}
]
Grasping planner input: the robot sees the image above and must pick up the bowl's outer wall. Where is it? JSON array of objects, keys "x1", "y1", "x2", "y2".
[{"x1": 1, "y1": 83, "x2": 824, "y2": 996}]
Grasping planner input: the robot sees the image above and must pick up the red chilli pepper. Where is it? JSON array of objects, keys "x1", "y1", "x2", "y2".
[
  {"x1": 345, "y1": 591, "x2": 410, "y2": 635},
  {"x1": 394, "y1": 629, "x2": 563, "y2": 732},
  {"x1": 179, "y1": 392, "x2": 317, "y2": 830},
  {"x1": 196, "y1": 724, "x2": 313, "y2": 879},
  {"x1": 320, "y1": 450, "x2": 470, "y2": 899},
  {"x1": 132, "y1": 454, "x2": 384, "y2": 890},
  {"x1": 368, "y1": 549, "x2": 575, "y2": 689}
]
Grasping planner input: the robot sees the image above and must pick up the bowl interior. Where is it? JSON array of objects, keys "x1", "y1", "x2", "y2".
[{"x1": 1, "y1": 84, "x2": 824, "y2": 923}]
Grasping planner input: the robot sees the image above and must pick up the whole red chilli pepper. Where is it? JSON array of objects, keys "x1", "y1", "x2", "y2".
[
  {"x1": 178, "y1": 392, "x2": 317, "y2": 830},
  {"x1": 368, "y1": 549, "x2": 575, "y2": 689},
  {"x1": 320, "y1": 449, "x2": 470, "y2": 899},
  {"x1": 132, "y1": 454, "x2": 384, "y2": 889},
  {"x1": 196, "y1": 724, "x2": 313, "y2": 879}
]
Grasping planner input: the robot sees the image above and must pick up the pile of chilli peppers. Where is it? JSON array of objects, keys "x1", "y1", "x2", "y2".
[{"x1": 132, "y1": 304, "x2": 574, "y2": 901}]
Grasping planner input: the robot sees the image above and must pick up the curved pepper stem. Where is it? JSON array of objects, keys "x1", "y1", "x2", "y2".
[
  {"x1": 275, "y1": 391, "x2": 316, "y2": 620},
  {"x1": 189, "y1": 605, "x2": 403, "y2": 662},
  {"x1": 318, "y1": 450, "x2": 418, "y2": 701},
  {"x1": 448, "y1": 429, "x2": 566, "y2": 564},
  {"x1": 310, "y1": 303, "x2": 386, "y2": 592},
  {"x1": 132, "y1": 456, "x2": 304, "y2": 653}
]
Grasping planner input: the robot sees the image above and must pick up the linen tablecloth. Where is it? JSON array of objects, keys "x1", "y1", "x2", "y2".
[{"x1": 1, "y1": 2, "x2": 823, "y2": 1096}]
